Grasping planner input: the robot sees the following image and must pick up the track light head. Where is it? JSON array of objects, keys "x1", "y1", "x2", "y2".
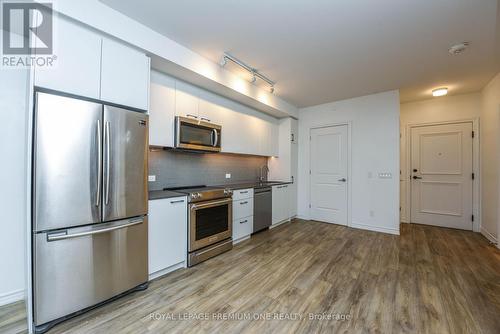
[
  {"x1": 219, "y1": 57, "x2": 227, "y2": 67},
  {"x1": 250, "y1": 73, "x2": 257, "y2": 83},
  {"x1": 270, "y1": 86, "x2": 275, "y2": 94}
]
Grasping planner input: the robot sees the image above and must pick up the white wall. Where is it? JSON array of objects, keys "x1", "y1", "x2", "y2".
[
  {"x1": 0, "y1": 65, "x2": 29, "y2": 305},
  {"x1": 298, "y1": 90, "x2": 400, "y2": 235},
  {"x1": 399, "y1": 93, "x2": 481, "y2": 223},
  {"x1": 480, "y1": 72, "x2": 500, "y2": 245}
]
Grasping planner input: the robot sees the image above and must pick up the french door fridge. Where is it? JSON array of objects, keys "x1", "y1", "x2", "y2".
[{"x1": 32, "y1": 92, "x2": 148, "y2": 332}]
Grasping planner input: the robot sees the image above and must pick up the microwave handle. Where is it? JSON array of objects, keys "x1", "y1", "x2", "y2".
[{"x1": 212, "y1": 129, "x2": 219, "y2": 147}]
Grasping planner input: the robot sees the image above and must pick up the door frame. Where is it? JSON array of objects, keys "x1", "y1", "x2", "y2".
[
  {"x1": 404, "y1": 118, "x2": 480, "y2": 232},
  {"x1": 308, "y1": 122, "x2": 352, "y2": 227}
]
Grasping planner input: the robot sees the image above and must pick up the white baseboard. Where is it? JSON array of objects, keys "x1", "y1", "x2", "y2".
[
  {"x1": 0, "y1": 289, "x2": 25, "y2": 307},
  {"x1": 148, "y1": 261, "x2": 186, "y2": 281},
  {"x1": 233, "y1": 235, "x2": 251, "y2": 245},
  {"x1": 350, "y1": 221, "x2": 400, "y2": 235},
  {"x1": 269, "y1": 219, "x2": 290, "y2": 229},
  {"x1": 481, "y1": 227, "x2": 498, "y2": 245}
]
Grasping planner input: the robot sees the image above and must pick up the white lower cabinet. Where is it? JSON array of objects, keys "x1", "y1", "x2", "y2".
[
  {"x1": 233, "y1": 216, "x2": 253, "y2": 242},
  {"x1": 272, "y1": 184, "x2": 291, "y2": 225},
  {"x1": 148, "y1": 197, "x2": 187, "y2": 279},
  {"x1": 232, "y1": 188, "x2": 254, "y2": 243}
]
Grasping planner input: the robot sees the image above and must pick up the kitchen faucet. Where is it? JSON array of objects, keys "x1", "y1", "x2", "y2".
[{"x1": 260, "y1": 165, "x2": 270, "y2": 182}]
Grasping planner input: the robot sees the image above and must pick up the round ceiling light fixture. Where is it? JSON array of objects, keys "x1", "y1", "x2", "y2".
[
  {"x1": 448, "y1": 42, "x2": 469, "y2": 55},
  {"x1": 432, "y1": 87, "x2": 448, "y2": 97}
]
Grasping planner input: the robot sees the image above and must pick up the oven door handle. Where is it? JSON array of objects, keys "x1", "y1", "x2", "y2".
[{"x1": 190, "y1": 198, "x2": 231, "y2": 210}]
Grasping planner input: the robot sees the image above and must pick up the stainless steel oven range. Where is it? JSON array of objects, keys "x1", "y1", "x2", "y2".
[{"x1": 164, "y1": 185, "x2": 233, "y2": 266}]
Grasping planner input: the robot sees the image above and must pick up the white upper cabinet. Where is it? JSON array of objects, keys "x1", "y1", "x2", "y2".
[
  {"x1": 198, "y1": 90, "x2": 224, "y2": 125},
  {"x1": 175, "y1": 80, "x2": 200, "y2": 119},
  {"x1": 149, "y1": 74, "x2": 279, "y2": 155},
  {"x1": 100, "y1": 38, "x2": 150, "y2": 110},
  {"x1": 35, "y1": 16, "x2": 102, "y2": 99},
  {"x1": 34, "y1": 16, "x2": 150, "y2": 110},
  {"x1": 149, "y1": 72, "x2": 176, "y2": 147}
]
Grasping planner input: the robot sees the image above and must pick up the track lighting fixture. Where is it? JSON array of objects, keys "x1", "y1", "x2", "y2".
[{"x1": 220, "y1": 52, "x2": 275, "y2": 94}]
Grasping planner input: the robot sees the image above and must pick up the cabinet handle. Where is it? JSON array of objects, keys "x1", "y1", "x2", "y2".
[
  {"x1": 186, "y1": 114, "x2": 198, "y2": 119},
  {"x1": 240, "y1": 191, "x2": 249, "y2": 194},
  {"x1": 291, "y1": 133, "x2": 294, "y2": 142},
  {"x1": 240, "y1": 220, "x2": 248, "y2": 224},
  {"x1": 201, "y1": 117, "x2": 211, "y2": 122},
  {"x1": 240, "y1": 201, "x2": 248, "y2": 205},
  {"x1": 170, "y1": 199, "x2": 185, "y2": 204}
]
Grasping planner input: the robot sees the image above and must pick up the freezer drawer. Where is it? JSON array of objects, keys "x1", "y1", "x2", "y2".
[{"x1": 33, "y1": 217, "x2": 148, "y2": 326}]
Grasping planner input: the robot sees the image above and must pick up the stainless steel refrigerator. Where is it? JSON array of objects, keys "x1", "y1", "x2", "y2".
[{"x1": 32, "y1": 92, "x2": 148, "y2": 333}]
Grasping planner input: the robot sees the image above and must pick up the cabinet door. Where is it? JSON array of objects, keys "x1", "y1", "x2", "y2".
[
  {"x1": 175, "y1": 80, "x2": 199, "y2": 119},
  {"x1": 221, "y1": 107, "x2": 250, "y2": 154},
  {"x1": 100, "y1": 38, "x2": 150, "y2": 110},
  {"x1": 35, "y1": 16, "x2": 101, "y2": 99},
  {"x1": 198, "y1": 90, "x2": 224, "y2": 125},
  {"x1": 233, "y1": 216, "x2": 253, "y2": 241},
  {"x1": 289, "y1": 183, "x2": 297, "y2": 217},
  {"x1": 148, "y1": 197, "x2": 187, "y2": 275},
  {"x1": 149, "y1": 74, "x2": 176, "y2": 147},
  {"x1": 272, "y1": 186, "x2": 282, "y2": 225},
  {"x1": 282, "y1": 185, "x2": 291, "y2": 220},
  {"x1": 291, "y1": 118, "x2": 298, "y2": 144}
]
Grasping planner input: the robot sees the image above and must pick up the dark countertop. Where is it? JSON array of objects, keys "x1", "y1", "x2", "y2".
[
  {"x1": 148, "y1": 190, "x2": 187, "y2": 200},
  {"x1": 149, "y1": 181, "x2": 293, "y2": 200},
  {"x1": 215, "y1": 180, "x2": 293, "y2": 190}
]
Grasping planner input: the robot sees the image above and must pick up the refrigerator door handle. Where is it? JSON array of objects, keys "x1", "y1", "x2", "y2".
[
  {"x1": 46, "y1": 218, "x2": 144, "y2": 241},
  {"x1": 105, "y1": 121, "x2": 111, "y2": 205},
  {"x1": 96, "y1": 120, "x2": 102, "y2": 206}
]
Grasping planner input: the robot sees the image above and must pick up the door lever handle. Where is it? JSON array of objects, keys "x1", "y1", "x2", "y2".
[
  {"x1": 338, "y1": 178, "x2": 347, "y2": 182},
  {"x1": 412, "y1": 176, "x2": 422, "y2": 180}
]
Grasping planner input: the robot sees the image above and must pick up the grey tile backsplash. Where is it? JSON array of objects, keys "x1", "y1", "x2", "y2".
[{"x1": 148, "y1": 149, "x2": 268, "y2": 190}]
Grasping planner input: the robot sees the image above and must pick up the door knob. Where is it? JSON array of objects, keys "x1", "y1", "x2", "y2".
[
  {"x1": 338, "y1": 178, "x2": 347, "y2": 182},
  {"x1": 412, "y1": 176, "x2": 422, "y2": 180}
]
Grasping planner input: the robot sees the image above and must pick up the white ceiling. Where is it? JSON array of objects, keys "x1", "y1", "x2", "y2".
[{"x1": 100, "y1": 0, "x2": 500, "y2": 107}]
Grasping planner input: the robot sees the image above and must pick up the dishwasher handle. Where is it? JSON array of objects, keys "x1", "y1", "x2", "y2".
[{"x1": 255, "y1": 187, "x2": 272, "y2": 194}]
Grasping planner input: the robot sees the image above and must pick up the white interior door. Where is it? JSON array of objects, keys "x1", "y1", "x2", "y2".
[
  {"x1": 410, "y1": 123, "x2": 473, "y2": 230},
  {"x1": 310, "y1": 125, "x2": 348, "y2": 225}
]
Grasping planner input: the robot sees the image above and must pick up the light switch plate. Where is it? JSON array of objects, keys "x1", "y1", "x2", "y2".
[
  {"x1": 225, "y1": 173, "x2": 231, "y2": 179},
  {"x1": 148, "y1": 175, "x2": 156, "y2": 182}
]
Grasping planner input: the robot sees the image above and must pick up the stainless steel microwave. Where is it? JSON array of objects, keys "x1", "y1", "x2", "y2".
[{"x1": 174, "y1": 116, "x2": 222, "y2": 152}]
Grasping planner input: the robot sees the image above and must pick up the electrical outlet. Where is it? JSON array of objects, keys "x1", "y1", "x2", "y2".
[
  {"x1": 148, "y1": 175, "x2": 156, "y2": 182},
  {"x1": 225, "y1": 173, "x2": 231, "y2": 179}
]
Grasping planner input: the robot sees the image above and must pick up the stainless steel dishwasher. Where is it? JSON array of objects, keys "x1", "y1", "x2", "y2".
[{"x1": 253, "y1": 187, "x2": 272, "y2": 233}]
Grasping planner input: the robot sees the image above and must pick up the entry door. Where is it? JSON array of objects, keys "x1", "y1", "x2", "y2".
[
  {"x1": 410, "y1": 123, "x2": 473, "y2": 230},
  {"x1": 310, "y1": 125, "x2": 348, "y2": 225}
]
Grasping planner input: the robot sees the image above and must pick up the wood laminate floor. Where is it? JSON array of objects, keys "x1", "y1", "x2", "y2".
[
  {"x1": 0, "y1": 300, "x2": 27, "y2": 334},
  {"x1": 2, "y1": 220, "x2": 500, "y2": 334}
]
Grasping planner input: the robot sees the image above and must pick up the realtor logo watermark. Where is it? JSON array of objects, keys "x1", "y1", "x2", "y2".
[{"x1": 1, "y1": 1, "x2": 56, "y2": 68}]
